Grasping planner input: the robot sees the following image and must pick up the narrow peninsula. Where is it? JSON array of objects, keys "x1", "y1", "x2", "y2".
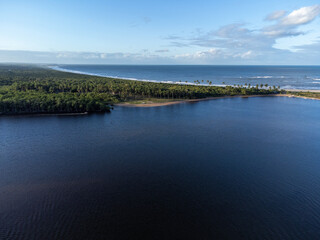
[{"x1": 0, "y1": 64, "x2": 318, "y2": 115}]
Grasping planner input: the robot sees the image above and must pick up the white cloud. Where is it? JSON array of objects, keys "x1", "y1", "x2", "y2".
[
  {"x1": 194, "y1": 48, "x2": 222, "y2": 58},
  {"x1": 100, "y1": 53, "x2": 107, "y2": 59},
  {"x1": 0, "y1": 50, "x2": 172, "y2": 64},
  {"x1": 265, "y1": 10, "x2": 287, "y2": 21},
  {"x1": 163, "y1": 5, "x2": 320, "y2": 64},
  {"x1": 281, "y1": 5, "x2": 320, "y2": 26},
  {"x1": 2, "y1": 5, "x2": 320, "y2": 65},
  {"x1": 215, "y1": 24, "x2": 250, "y2": 38},
  {"x1": 173, "y1": 5, "x2": 320, "y2": 49},
  {"x1": 262, "y1": 5, "x2": 320, "y2": 38},
  {"x1": 155, "y1": 49, "x2": 169, "y2": 53},
  {"x1": 175, "y1": 48, "x2": 257, "y2": 62},
  {"x1": 174, "y1": 48, "x2": 224, "y2": 60},
  {"x1": 234, "y1": 50, "x2": 255, "y2": 59},
  {"x1": 292, "y1": 40, "x2": 320, "y2": 53}
]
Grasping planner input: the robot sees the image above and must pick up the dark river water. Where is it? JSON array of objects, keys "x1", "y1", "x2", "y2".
[{"x1": 1, "y1": 97, "x2": 320, "y2": 240}]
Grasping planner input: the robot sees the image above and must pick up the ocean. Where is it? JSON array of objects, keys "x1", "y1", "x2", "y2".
[{"x1": 50, "y1": 65, "x2": 320, "y2": 90}]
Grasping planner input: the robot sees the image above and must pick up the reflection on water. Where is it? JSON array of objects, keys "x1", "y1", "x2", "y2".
[{"x1": 1, "y1": 97, "x2": 320, "y2": 239}]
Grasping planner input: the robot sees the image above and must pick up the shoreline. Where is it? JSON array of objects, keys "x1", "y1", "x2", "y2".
[
  {"x1": 48, "y1": 66, "x2": 320, "y2": 91},
  {"x1": 3, "y1": 67, "x2": 319, "y2": 114},
  {"x1": 48, "y1": 66, "x2": 208, "y2": 87},
  {"x1": 50, "y1": 68, "x2": 320, "y2": 108},
  {"x1": 286, "y1": 89, "x2": 320, "y2": 93},
  {"x1": 0, "y1": 112, "x2": 89, "y2": 117},
  {"x1": 115, "y1": 93, "x2": 320, "y2": 108}
]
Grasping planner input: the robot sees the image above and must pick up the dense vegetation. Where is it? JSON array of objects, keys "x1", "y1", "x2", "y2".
[
  {"x1": 289, "y1": 91, "x2": 320, "y2": 99},
  {"x1": 0, "y1": 64, "x2": 281, "y2": 115}
]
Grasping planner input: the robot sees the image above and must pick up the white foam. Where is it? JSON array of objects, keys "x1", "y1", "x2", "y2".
[
  {"x1": 48, "y1": 66, "x2": 317, "y2": 90},
  {"x1": 49, "y1": 66, "x2": 203, "y2": 86},
  {"x1": 249, "y1": 76, "x2": 273, "y2": 79},
  {"x1": 246, "y1": 76, "x2": 288, "y2": 79}
]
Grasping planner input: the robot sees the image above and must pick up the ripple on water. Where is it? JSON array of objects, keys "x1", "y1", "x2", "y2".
[{"x1": 1, "y1": 97, "x2": 320, "y2": 239}]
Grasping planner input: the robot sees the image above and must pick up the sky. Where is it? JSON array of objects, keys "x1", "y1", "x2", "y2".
[{"x1": 0, "y1": 0, "x2": 320, "y2": 64}]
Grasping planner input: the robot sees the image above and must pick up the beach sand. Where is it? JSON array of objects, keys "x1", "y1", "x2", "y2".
[
  {"x1": 115, "y1": 93, "x2": 320, "y2": 108},
  {"x1": 286, "y1": 89, "x2": 320, "y2": 93}
]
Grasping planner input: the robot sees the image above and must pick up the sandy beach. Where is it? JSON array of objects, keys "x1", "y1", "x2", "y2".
[
  {"x1": 286, "y1": 89, "x2": 320, "y2": 93},
  {"x1": 115, "y1": 93, "x2": 320, "y2": 108}
]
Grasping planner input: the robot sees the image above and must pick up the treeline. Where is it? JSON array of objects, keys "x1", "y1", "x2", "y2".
[
  {"x1": 290, "y1": 91, "x2": 320, "y2": 99},
  {"x1": 0, "y1": 65, "x2": 282, "y2": 115}
]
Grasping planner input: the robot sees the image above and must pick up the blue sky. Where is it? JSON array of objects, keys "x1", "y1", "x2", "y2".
[{"x1": 0, "y1": 0, "x2": 320, "y2": 64}]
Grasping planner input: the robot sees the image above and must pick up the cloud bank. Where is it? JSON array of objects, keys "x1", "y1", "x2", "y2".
[
  {"x1": 1, "y1": 5, "x2": 320, "y2": 65},
  {"x1": 167, "y1": 4, "x2": 320, "y2": 64}
]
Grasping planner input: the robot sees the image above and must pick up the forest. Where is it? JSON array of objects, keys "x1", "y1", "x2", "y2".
[{"x1": 0, "y1": 65, "x2": 282, "y2": 115}]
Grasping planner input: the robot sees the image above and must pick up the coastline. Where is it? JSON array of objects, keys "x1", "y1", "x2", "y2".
[
  {"x1": 0, "y1": 112, "x2": 89, "y2": 117},
  {"x1": 49, "y1": 66, "x2": 320, "y2": 90},
  {"x1": 286, "y1": 89, "x2": 320, "y2": 93},
  {"x1": 115, "y1": 93, "x2": 320, "y2": 108},
  {"x1": 2, "y1": 66, "x2": 319, "y2": 114},
  {"x1": 49, "y1": 66, "x2": 320, "y2": 108},
  {"x1": 48, "y1": 66, "x2": 207, "y2": 87}
]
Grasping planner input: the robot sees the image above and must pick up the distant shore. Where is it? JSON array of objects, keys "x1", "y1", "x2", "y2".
[
  {"x1": 116, "y1": 92, "x2": 320, "y2": 107},
  {"x1": 286, "y1": 89, "x2": 320, "y2": 93}
]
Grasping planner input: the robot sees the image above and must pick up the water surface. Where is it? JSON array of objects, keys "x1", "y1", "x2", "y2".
[
  {"x1": 1, "y1": 97, "x2": 320, "y2": 239},
  {"x1": 51, "y1": 65, "x2": 320, "y2": 90}
]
